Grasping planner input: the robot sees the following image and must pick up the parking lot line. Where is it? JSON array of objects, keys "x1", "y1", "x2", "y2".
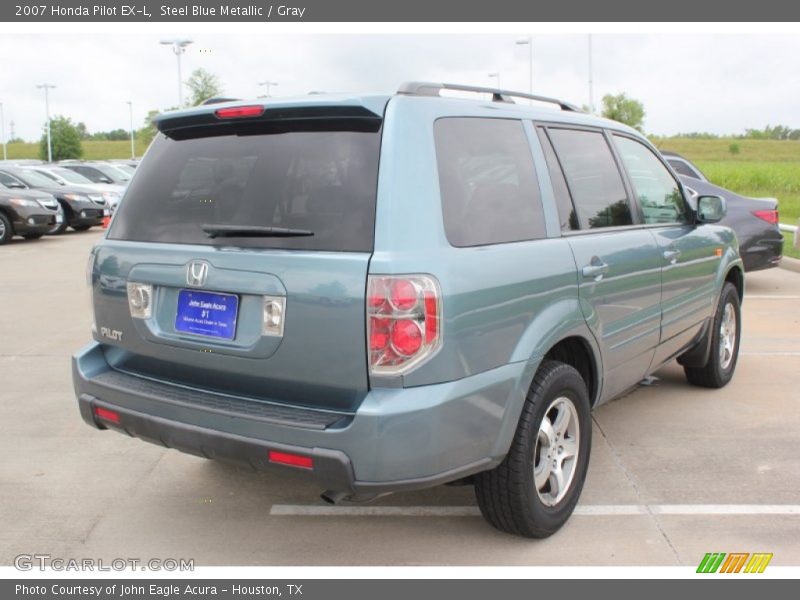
[
  {"x1": 744, "y1": 295, "x2": 800, "y2": 299},
  {"x1": 269, "y1": 504, "x2": 800, "y2": 517},
  {"x1": 740, "y1": 351, "x2": 800, "y2": 356}
]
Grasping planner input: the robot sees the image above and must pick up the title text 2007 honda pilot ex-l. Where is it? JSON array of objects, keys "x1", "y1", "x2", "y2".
[{"x1": 73, "y1": 83, "x2": 744, "y2": 537}]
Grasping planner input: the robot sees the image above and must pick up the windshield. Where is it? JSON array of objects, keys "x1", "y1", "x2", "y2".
[
  {"x1": 109, "y1": 124, "x2": 382, "y2": 252},
  {"x1": 95, "y1": 164, "x2": 131, "y2": 182},
  {"x1": 49, "y1": 167, "x2": 95, "y2": 184},
  {"x1": 9, "y1": 169, "x2": 57, "y2": 188}
]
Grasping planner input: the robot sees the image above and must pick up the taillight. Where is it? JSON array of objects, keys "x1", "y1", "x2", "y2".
[
  {"x1": 214, "y1": 105, "x2": 264, "y2": 119},
  {"x1": 367, "y1": 275, "x2": 441, "y2": 374},
  {"x1": 752, "y1": 209, "x2": 779, "y2": 225}
]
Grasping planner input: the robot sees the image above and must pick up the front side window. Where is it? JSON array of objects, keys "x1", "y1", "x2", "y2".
[
  {"x1": 434, "y1": 118, "x2": 545, "y2": 247},
  {"x1": 547, "y1": 128, "x2": 633, "y2": 229},
  {"x1": 614, "y1": 136, "x2": 689, "y2": 225}
]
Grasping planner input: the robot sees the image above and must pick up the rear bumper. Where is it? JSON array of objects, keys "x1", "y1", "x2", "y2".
[
  {"x1": 741, "y1": 233, "x2": 783, "y2": 272},
  {"x1": 73, "y1": 342, "x2": 533, "y2": 496}
]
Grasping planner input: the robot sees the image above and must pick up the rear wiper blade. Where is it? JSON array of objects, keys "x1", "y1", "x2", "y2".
[{"x1": 202, "y1": 224, "x2": 314, "y2": 238}]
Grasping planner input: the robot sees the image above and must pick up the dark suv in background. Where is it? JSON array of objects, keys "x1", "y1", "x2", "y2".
[
  {"x1": 0, "y1": 166, "x2": 107, "y2": 234},
  {"x1": 660, "y1": 150, "x2": 782, "y2": 271},
  {"x1": 0, "y1": 187, "x2": 58, "y2": 244}
]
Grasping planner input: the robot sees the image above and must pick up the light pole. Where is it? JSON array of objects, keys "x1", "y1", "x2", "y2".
[
  {"x1": 516, "y1": 37, "x2": 533, "y2": 96},
  {"x1": 0, "y1": 102, "x2": 6, "y2": 161},
  {"x1": 588, "y1": 34, "x2": 594, "y2": 114},
  {"x1": 36, "y1": 84, "x2": 56, "y2": 163},
  {"x1": 258, "y1": 81, "x2": 278, "y2": 97},
  {"x1": 127, "y1": 101, "x2": 135, "y2": 159},
  {"x1": 160, "y1": 38, "x2": 193, "y2": 106},
  {"x1": 488, "y1": 72, "x2": 500, "y2": 89}
]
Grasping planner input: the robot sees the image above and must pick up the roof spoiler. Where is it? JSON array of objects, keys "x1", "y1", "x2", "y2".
[{"x1": 154, "y1": 103, "x2": 384, "y2": 138}]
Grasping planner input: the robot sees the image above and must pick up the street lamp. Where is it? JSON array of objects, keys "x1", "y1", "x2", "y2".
[
  {"x1": 0, "y1": 102, "x2": 6, "y2": 161},
  {"x1": 36, "y1": 84, "x2": 56, "y2": 163},
  {"x1": 516, "y1": 37, "x2": 533, "y2": 96},
  {"x1": 588, "y1": 34, "x2": 595, "y2": 114},
  {"x1": 488, "y1": 72, "x2": 500, "y2": 89},
  {"x1": 127, "y1": 101, "x2": 135, "y2": 160},
  {"x1": 258, "y1": 81, "x2": 278, "y2": 97},
  {"x1": 160, "y1": 38, "x2": 193, "y2": 106}
]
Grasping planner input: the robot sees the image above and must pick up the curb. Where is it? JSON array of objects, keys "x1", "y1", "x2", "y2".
[{"x1": 779, "y1": 256, "x2": 800, "y2": 274}]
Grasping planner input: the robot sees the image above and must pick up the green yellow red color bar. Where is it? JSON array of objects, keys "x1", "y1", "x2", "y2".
[{"x1": 697, "y1": 552, "x2": 773, "y2": 573}]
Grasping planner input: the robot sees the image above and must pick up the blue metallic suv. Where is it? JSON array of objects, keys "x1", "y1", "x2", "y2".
[{"x1": 73, "y1": 83, "x2": 744, "y2": 537}]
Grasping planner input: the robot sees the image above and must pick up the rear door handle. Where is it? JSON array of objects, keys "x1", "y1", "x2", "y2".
[
  {"x1": 663, "y1": 249, "x2": 681, "y2": 264},
  {"x1": 582, "y1": 259, "x2": 609, "y2": 280}
]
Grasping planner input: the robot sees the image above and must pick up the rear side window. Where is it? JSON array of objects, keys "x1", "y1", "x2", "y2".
[
  {"x1": 109, "y1": 125, "x2": 381, "y2": 252},
  {"x1": 547, "y1": 128, "x2": 633, "y2": 229},
  {"x1": 614, "y1": 136, "x2": 689, "y2": 225},
  {"x1": 667, "y1": 158, "x2": 702, "y2": 180},
  {"x1": 536, "y1": 127, "x2": 577, "y2": 231},
  {"x1": 434, "y1": 118, "x2": 545, "y2": 247}
]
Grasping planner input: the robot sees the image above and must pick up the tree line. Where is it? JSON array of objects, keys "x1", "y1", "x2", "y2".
[{"x1": 11, "y1": 78, "x2": 799, "y2": 162}]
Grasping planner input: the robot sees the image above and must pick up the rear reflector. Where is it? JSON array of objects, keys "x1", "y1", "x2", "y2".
[
  {"x1": 94, "y1": 406, "x2": 120, "y2": 424},
  {"x1": 215, "y1": 105, "x2": 265, "y2": 119},
  {"x1": 268, "y1": 450, "x2": 313, "y2": 470},
  {"x1": 752, "y1": 209, "x2": 779, "y2": 225}
]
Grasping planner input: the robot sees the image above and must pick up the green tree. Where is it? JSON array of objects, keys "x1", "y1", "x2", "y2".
[
  {"x1": 76, "y1": 122, "x2": 90, "y2": 140},
  {"x1": 728, "y1": 143, "x2": 740, "y2": 155},
  {"x1": 39, "y1": 115, "x2": 83, "y2": 161},
  {"x1": 601, "y1": 93, "x2": 646, "y2": 132},
  {"x1": 185, "y1": 68, "x2": 223, "y2": 106}
]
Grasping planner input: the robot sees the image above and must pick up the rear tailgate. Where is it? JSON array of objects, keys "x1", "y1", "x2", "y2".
[{"x1": 94, "y1": 101, "x2": 386, "y2": 412}]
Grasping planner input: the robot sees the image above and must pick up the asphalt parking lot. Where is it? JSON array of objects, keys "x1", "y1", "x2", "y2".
[{"x1": 1, "y1": 230, "x2": 799, "y2": 567}]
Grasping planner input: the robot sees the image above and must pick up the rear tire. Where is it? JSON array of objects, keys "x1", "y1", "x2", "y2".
[
  {"x1": 72, "y1": 224, "x2": 92, "y2": 232},
  {"x1": 684, "y1": 282, "x2": 741, "y2": 388},
  {"x1": 0, "y1": 212, "x2": 12, "y2": 244},
  {"x1": 474, "y1": 360, "x2": 591, "y2": 538}
]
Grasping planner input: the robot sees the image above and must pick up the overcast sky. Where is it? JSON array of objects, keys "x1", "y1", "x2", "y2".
[{"x1": 1, "y1": 33, "x2": 798, "y2": 141}]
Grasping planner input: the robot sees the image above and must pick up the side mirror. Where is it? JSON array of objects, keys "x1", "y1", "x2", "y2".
[{"x1": 696, "y1": 195, "x2": 726, "y2": 223}]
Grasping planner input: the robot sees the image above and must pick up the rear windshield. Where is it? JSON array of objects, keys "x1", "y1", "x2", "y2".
[{"x1": 109, "y1": 124, "x2": 382, "y2": 252}]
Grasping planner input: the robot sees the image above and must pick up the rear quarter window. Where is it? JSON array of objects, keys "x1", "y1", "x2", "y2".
[{"x1": 434, "y1": 118, "x2": 546, "y2": 247}]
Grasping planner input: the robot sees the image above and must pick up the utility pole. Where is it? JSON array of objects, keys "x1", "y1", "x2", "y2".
[
  {"x1": 36, "y1": 84, "x2": 56, "y2": 162},
  {"x1": 160, "y1": 39, "x2": 193, "y2": 106},
  {"x1": 588, "y1": 34, "x2": 595, "y2": 114},
  {"x1": 258, "y1": 81, "x2": 278, "y2": 97},
  {"x1": 127, "y1": 101, "x2": 135, "y2": 159},
  {"x1": 516, "y1": 37, "x2": 533, "y2": 97},
  {"x1": 0, "y1": 102, "x2": 6, "y2": 161}
]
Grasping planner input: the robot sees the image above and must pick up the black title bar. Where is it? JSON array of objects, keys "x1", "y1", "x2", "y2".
[{"x1": 3, "y1": 0, "x2": 800, "y2": 22}]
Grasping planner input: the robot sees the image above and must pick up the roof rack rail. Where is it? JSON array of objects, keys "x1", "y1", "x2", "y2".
[
  {"x1": 201, "y1": 96, "x2": 242, "y2": 105},
  {"x1": 397, "y1": 81, "x2": 582, "y2": 112}
]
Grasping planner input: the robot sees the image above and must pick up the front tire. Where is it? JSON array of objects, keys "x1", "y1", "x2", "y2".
[
  {"x1": 474, "y1": 360, "x2": 591, "y2": 538},
  {"x1": 47, "y1": 204, "x2": 69, "y2": 235},
  {"x1": 684, "y1": 282, "x2": 741, "y2": 388},
  {"x1": 23, "y1": 233, "x2": 43, "y2": 240},
  {"x1": 0, "y1": 212, "x2": 12, "y2": 244},
  {"x1": 71, "y1": 224, "x2": 92, "y2": 232}
]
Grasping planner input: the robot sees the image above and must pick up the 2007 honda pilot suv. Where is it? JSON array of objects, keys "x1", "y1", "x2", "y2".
[{"x1": 73, "y1": 83, "x2": 744, "y2": 537}]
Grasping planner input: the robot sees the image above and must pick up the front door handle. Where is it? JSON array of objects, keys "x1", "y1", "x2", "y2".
[
  {"x1": 663, "y1": 248, "x2": 681, "y2": 264},
  {"x1": 582, "y1": 259, "x2": 609, "y2": 281}
]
